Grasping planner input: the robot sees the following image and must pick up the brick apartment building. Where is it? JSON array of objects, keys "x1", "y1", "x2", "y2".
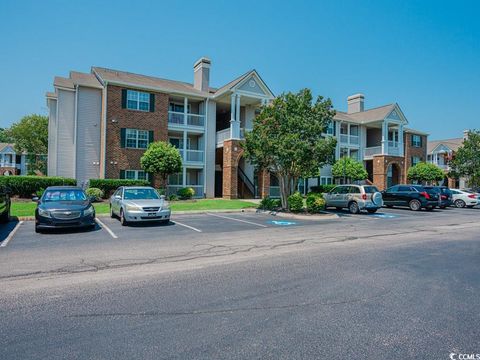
[{"x1": 46, "y1": 58, "x2": 427, "y2": 197}]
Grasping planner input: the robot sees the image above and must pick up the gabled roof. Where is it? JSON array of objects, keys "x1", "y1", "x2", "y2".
[
  {"x1": 404, "y1": 127, "x2": 429, "y2": 136},
  {"x1": 427, "y1": 138, "x2": 463, "y2": 154},
  {"x1": 212, "y1": 69, "x2": 274, "y2": 98},
  {"x1": 92, "y1": 67, "x2": 210, "y2": 97},
  {"x1": 54, "y1": 76, "x2": 74, "y2": 89},
  {"x1": 69, "y1": 71, "x2": 103, "y2": 89},
  {"x1": 334, "y1": 104, "x2": 397, "y2": 124},
  {"x1": 0, "y1": 143, "x2": 15, "y2": 153}
]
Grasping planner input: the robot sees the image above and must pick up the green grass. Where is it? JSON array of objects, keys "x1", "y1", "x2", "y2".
[{"x1": 10, "y1": 199, "x2": 257, "y2": 217}]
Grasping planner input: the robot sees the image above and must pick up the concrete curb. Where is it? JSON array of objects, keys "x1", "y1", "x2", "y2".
[
  {"x1": 17, "y1": 208, "x2": 258, "y2": 221},
  {"x1": 256, "y1": 210, "x2": 339, "y2": 220}
]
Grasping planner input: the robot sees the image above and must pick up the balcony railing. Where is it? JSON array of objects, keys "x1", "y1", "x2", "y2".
[
  {"x1": 364, "y1": 146, "x2": 382, "y2": 158},
  {"x1": 168, "y1": 111, "x2": 205, "y2": 127},
  {"x1": 388, "y1": 141, "x2": 400, "y2": 156},
  {"x1": 177, "y1": 149, "x2": 204, "y2": 163},
  {"x1": 339, "y1": 134, "x2": 359, "y2": 145},
  {"x1": 0, "y1": 162, "x2": 16, "y2": 168},
  {"x1": 216, "y1": 128, "x2": 230, "y2": 147}
]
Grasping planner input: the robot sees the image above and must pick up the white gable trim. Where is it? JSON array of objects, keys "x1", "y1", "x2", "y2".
[
  {"x1": 232, "y1": 71, "x2": 274, "y2": 98},
  {"x1": 0, "y1": 145, "x2": 15, "y2": 154},
  {"x1": 385, "y1": 104, "x2": 408, "y2": 125},
  {"x1": 430, "y1": 143, "x2": 453, "y2": 154}
]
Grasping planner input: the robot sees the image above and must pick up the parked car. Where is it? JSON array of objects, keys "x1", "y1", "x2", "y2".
[
  {"x1": 110, "y1": 186, "x2": 171, "y2": 226},
  {"x1": 462, "y1": 189, "x2": 480, "y2": 203},
  {"x1": 423, "y1": 186, "x2": 453, "y2": 209},
  {"x1": 34, "y1": 186, "x2": 96, "y2": 233},
  {"x1": 450, "y1": 189, "x2": 479, "y2": 208},
  {"x1": 0, "y1": 185, "x2": 11, "y2": 223},
  {"x1": 324, "y1": 185, "x2": 383, "y2": 214},
  {"x1": 381, "y1": 185, "x2": 439, "y2": 211}
]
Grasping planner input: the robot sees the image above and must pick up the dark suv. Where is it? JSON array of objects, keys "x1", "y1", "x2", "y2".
[
  {"x1": 0, "y1": 185, "x2": 11, "y2": 223},
  {"x1": 382, "y1": 184, "x2": 439, "y2": 211},
  {"x1": 423, "y1": 186, "x2": 453, "y2": 209}
]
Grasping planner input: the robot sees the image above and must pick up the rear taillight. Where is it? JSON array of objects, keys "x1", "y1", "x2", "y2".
[
  {"x1": 362, "y1": 194, "x2": 367, "y2": 200},
  {"x1": 468, "y1": 194, "x2": 476, "y2": 199},
  {"x1": 420, "y1": 191, "x2": 430, "y2": 199},
  {"x1": 441, "y1": 195, "x2": 447, "y2": 200}
]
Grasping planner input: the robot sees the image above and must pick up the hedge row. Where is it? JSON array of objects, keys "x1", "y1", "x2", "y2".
[
  {"x1": 88, "y1": 179, "x2": 150, "y2": 197},
  {"x1": 0, "y1": 176, "x2": 77, "y2": 198},
  {"x1": 309, "y1": 184, "x2": 336, "y2": 193}
]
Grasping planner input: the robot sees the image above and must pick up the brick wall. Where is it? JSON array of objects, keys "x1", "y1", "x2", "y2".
[
  {"x1": 222, "y1": 139, "x2": 243, "y2": 199},
  {"x1": 372, "y1": 155, "x2": 405, "y2": 190},
  {"x1": 105, "y1": 85, "x2": 168, "y2": 186},
  {"x1": 403, "y1": 132, "x2": 427, "y2": 178}
]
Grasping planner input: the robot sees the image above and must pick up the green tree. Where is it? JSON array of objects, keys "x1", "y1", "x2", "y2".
[
  {"x1": 140, "y1": 141, "x2": 183, "y2": 187},
  {"x1": 0, "y1": 127, "x2": 13, "y2": 143},
  {"x1": 449, "y1": 130, "x2": 480, "y2": 188},
  {"x1": 7, "y1": 114, "x2": 48, "y2": 174},
  {"x1": 407, "y1": 162, "x2": 444, "y2": 184},
  {"x1": 243, "y1": 89, "x2": 337, "y2": 209},
  {"x1": 332, "y1": 157, "x2": 368, "y2": 182}
]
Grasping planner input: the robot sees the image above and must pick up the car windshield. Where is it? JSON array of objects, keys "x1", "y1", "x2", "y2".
[
  {"x1": 123, "y1": 188, "x2": 160, "y2": 200},
  {"x1": 43, "y1": 190, "x2": 87, "y2": 202},
  {"x1": 364, "y1": 186, "x2": 379, "y2": 194}
]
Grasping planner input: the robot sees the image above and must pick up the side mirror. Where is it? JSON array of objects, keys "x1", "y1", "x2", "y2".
[
  {"x1": 32, "y1": 196, "x2": 39, "y2": 202},
  {"x1": 89, "y1": 196, "x2": 97, "y2": 202},
  {"x1": 160, "y1": 195, "x2": 166, "y2": 200}
]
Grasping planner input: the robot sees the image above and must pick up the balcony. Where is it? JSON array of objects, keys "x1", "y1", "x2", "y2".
[
  {"x1": 388, "y1": 141, "x2": 400, "y2": 156},
  {"x1": 339, "y1": 134, "x2": 359, "y2": 146},
  {"x1": 168, "y1": 111, "x2": 205, "y2": 128},
  {"x1": 215, "y1": 128, "x2": 252, "y2": 148},
  {"x1": 0, "y1": 162, "x2": 17, "y2": 168},
  {"x1": 364, "y1": 146, "x2": 382, "y2": 158},
  {"x1": 178, "y1": 149, "x2": 204, "y2": 164}
]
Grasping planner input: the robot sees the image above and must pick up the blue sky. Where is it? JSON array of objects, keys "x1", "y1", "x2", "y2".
[{"x1": 0, "y1": 0, "x2": 478, "y2": 139}]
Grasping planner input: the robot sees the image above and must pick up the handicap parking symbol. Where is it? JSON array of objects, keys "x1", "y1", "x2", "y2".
[
  {"x1": 269, "y1": 220, "x2": 297, "y2": 226},
  {"x1": 371, "y1": 213, "x2": 397, "y2": 219}
]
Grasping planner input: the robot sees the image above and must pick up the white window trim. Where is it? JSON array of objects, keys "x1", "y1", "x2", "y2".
[
  {"x1": 124, "y1": 169, "x2": 149, "y2": 181},
  {"x1": 412, "y1": 134, "x2": 422, "y2": 147},
  {"x1": 126, "y1": 128, "x2": 149, "y2": 149},
  {"x1": 127, "y1": 90, "x2": 150, "y2": 112}
]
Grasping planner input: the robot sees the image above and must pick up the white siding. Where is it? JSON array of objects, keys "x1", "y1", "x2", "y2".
[
  {"x1": 56, "y1": 89, "x2": 76, "y2": 178},
  {"x1": 76, "y1": 87, "x2": 102, "y2": 186},
  {"x1": 47, "y1": 98, "x2": 57, "y2": 176},
  {"x1": 205, "y1": 101, "x2": 216, "y2": 198}
]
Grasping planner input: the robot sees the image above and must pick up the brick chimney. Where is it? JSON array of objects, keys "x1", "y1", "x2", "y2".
[
  {"x1": 347, "y1": 94, "x2": 365, "y2": 114},
  {"x1": 193, "y1": 57, "x2": 211, "y2": 92}
]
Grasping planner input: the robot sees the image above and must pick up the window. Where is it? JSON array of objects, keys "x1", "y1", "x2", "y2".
[
  {"x1": 126, "y1": 90, "x2": 150, "y2": 111},
  {"x1": 123, "y1": 170, "x2": 148, "y2": 180},
  {"x1": 398, "y1": 186, "x2": 412, "y2": 192},
  {"x1": 411, "y1": 156, "x2": 421, "y2": 166},
  {"x1": 349, "y1": 186, "x2": 361, "y2": 194},
  {"x1": 412, "y1": 134, "x2": 422, "y2": 147},
  {"x1": 325, "y1": 121, "x2": 335, "y2": 136},
  {"x1": 169, "y1": 102, "x2": 191, "y2": 113},
  {"x1": 321, "y1": 176, "x2": 332, "y2": 185},
  {"x1": 340, "y1": 148, "x2": 349, "y2": 158},
  {"x1": 124, "y1": 129, "x2": 150, "y2": 149}
]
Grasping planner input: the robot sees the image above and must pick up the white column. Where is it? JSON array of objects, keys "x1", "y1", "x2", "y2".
[
  {"x1": 230, "y1": 93, "x2": 241, "y2": 139},
  {"x1": 182, "y1": 130, "x2": 187, "y2": 186},
  {"x1": 183, "y1": 97, "x2": 188, "y2": 126},
  {"x1": 381, "y1": 121, "x2": 388, "y2": 155}
]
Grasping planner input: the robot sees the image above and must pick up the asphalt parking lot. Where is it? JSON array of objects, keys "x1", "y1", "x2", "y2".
[{"x1": 0, "y1": 205, "x2": 478, "y2": 251}]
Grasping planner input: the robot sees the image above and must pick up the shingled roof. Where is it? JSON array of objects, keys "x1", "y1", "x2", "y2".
[
  {"x1": 427, "y1": 138, "x2": 464, "y2": 153},
  {"x1": 333, "y1": 104, "x2": 396, "y2": 124}
]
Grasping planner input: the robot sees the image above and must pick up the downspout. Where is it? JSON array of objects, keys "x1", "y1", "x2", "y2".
[
  {"x1": 203, "y1": 98, "x2": 209, "y2": 198},
  {"x1": 73, "y1": 85, "x2": 79, "y2": 183},
  {"x1": 102, "y1": 81, "x2": 108, "y2": 179}
]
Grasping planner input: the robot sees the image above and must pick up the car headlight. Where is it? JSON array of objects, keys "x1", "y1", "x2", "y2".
[
  {"x1": 126, "y1": 204, "x2": 141, "y2": 211},
  {"x1": 38, "y1": 208, "x2": 51, "y2": 218},
  {"x1": 83, "y1": 206, "x2": 95, "y2": 216},
  {"x1": 162, "y1": 201, "x2": 170, "y2": 210}
]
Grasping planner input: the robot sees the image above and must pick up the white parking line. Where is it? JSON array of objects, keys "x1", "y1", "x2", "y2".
[
  {"x1": 206, "y1": 213, "x2": 268, "y2": 228},
  {"x1": 0, "y1": 221, "x2": 23, "y2": 248},
  {"x1": 95, "y1": 218, "x2": 118, "y2": 239},
  {"x1": 172, "y1": 220, "x2": 202, "y2": 233}
]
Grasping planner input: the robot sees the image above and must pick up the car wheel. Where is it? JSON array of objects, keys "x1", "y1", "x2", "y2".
[
  {"x1": 348, "y1": 202, "x2": 360, "y2": 214},
  {"x1": 367, "y1": 209, "x2": 378, "y2": 214},
  {"x1": 120, "y1": 209, "x2": 128, "y2": 226},
  {"x1": 454, "y1": 199, "x2": 466, "y2": 208},
  {"x1": 110, "y1": 206, "x2": 115, "y2": 218},
  {"x1": 409, "y1": 199, "x2": 421, "y2": 211},
  {"x1": 35, "y1": 225, "x2": 41, "y2": 234}
]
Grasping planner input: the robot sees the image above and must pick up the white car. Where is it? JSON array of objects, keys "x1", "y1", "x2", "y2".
[{"x1": 450, "y1": 189, "x2": 479, "y2": 208}]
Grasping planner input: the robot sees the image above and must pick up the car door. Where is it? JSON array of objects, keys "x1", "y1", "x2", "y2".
[
  {"x1": 112, "y1": 188, "x2": 122, "y2": 214},
  {"x1": 327, "y1": 186, "x2": 342, "y2": 207},
  {"x1": 383, "y1": 185, "x2": 398, "y2": 205},
  {"x1": 398, "y1": 186, "x2": 414, "y2": 206}
]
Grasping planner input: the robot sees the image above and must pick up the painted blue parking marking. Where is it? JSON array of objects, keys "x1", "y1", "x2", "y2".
[
  {"x1": 269, "y1": 220, "x2": 297, "y2": 226},
  {"x1": 371, "y1": 213, "x2": 398, "y2": 219}
]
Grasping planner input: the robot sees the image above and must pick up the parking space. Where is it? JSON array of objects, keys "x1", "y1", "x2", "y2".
[{"x1": 0, "y1": 205, "x2": 477, "y2": 251}]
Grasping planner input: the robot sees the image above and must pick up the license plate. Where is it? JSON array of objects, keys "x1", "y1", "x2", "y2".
[{"x1": 147, "y1": 213, "x2": 156, "y2": 217}]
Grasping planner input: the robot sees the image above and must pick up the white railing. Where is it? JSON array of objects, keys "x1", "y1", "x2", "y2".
[
  {"x1": 186, "y1": 150, "x2": 204, "y2": 163},
  {"x1": 187, "y1": 114, "x2": 205, "y2": 127},
  {"x1": 168, "y1": 111, "x2": 205, "y2": 127},
  {"x1": 388, "y1": 145, "x2": 400, "y2": 156},
  {"x1": 0, "y1": 162, "x2": 16, "y2": 167},
  {"x1": 364, "y1": 146, "x2": 382, "y2": 157},
  {"x1": 216, "y1": 128, "x2": 230, "y2": 147},
  {"x1": 166, "y1": 185, "x2": 204, "y2": 198},
  {"x1": 340, "y1": 134, "x2": 359, "y2": 145},
  {"x1": 269, "y1": 186, "x2": 280, "y2": 198}
]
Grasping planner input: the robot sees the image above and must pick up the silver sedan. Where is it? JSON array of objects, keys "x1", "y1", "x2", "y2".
[{"x1": 109, "y1": 186, "x2": 171, "y2": 226}]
